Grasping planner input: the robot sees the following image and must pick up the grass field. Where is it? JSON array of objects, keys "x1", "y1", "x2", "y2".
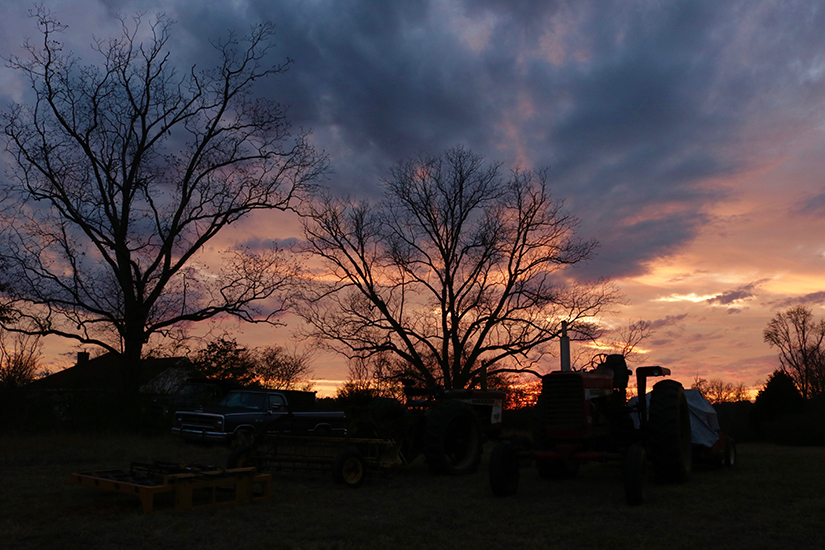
[{"x1": 1, "y1": 433, "x2": 824, "y2": 550}]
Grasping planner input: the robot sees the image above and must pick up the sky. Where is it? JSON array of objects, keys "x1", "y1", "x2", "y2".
[{"x1": 2, "y1": 0, "x2": 825, "y2": 395}]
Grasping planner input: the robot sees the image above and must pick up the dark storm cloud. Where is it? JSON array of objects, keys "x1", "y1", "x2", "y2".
[{"x1": 6, "y1": 0, "x2": 825, "y2": 280}]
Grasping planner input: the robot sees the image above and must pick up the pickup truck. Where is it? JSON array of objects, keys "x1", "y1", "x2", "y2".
[{"x1": 171, "y1": 389, "x2": 347, "y2": 445}]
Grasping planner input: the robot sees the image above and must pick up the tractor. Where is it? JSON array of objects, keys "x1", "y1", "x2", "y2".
[
  {"x1": 489, "y1": 324, "x2": 693, "y2": 504},
  {"x1": 350, "y1": 381, "x2": 505, "y2": 476}
]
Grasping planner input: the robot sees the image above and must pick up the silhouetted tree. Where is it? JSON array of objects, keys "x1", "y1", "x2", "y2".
[
  {"x1": 255, "y1": 345, "x2": 314, "y2": 391},
  {"x1": 609, "y1": 319, "x2": 654, "y2": 363},
  {"x1": 300, "y1": 147, "x2": 619, "y2": 390},
  {"x1": 191, "y1": 338, "x2": 258, "y2": 386},
  {"x1": 191, "y1": 338, "x2": 315, "y2": 390},
  {"x1": 763, "y1": 306, "x2": 825, "y2": 398},
  {"x1": 691, "y1": 376, "x2": 748, "y2": 404},
  {"x1": 0, "y1": 331, "x2": 41, "y2": 388},
  {"x1": 751, "y1": 370, "x2": 807, "y2": 440},
  {"x1": 1, "y1": 9, "x2": 325, "y2": 392}
]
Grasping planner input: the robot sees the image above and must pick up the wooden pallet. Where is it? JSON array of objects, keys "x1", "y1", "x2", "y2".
[{"x1": 69, "y1": 462, "x2": 272, "y2": 514}]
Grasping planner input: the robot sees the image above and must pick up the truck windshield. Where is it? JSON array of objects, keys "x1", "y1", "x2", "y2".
[{"x1": 218, "y1": 391, "x2": 267, "y2": 411}]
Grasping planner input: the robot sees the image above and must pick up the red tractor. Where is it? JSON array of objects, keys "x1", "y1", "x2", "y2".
[{"x1": 489, "y1": 328, "x2": 696, "y2": 504}]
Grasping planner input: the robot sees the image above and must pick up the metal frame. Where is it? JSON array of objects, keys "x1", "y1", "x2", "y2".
[{"x1": 69, "y1": 462, "x2": 272, "y2": 514}]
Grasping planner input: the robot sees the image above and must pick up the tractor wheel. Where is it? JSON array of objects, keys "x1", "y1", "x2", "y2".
[
  {"x1": 422, "y1": 400, "x2": 483, "y2": 475},
  {"x1": 489, "y1": 441, "x2": 520, "y2": 497},
  {"x1": 227, "y1": 445, "x2": 261, "y2": 470},
  {"x1": 332, "y1": 448, "x2": 367, "y2": 488},
  {"x1": 724, "y1": 436, "x2": 736, "y2": 468},
  {"x1": 648, "y1": 380, "x2": 692, "y2": 483},
  {"x1": 623, "y1": 444, "x2": 647, "y2": 505}
]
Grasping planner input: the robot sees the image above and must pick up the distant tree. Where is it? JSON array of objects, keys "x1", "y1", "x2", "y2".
[
  {"x1": 691, "y1": 376, "x2": 749, "y2": 404},
  {"x1": 0, "y1": 331, "x2": 41, "y2": 388},
  {"x1": 763, "y1": 306, "x2": 825, "y2": 398},
  {"x1": 300, "y1": 147, "x2": 619, "y2": 390},
  {"x1": 609, "y1": 319, "x2": 654, "y2": 363},
  {"x1": 191, "y1": 338, "x2": 315, "y2": 390},
  {"x1": 751, "y1": 370, "x2": 807, "y2": 438},
  {"x1": 1, "y1": 9, "x2": 325, "y2": 394},
  {"x1": 192, "y1": 338, "x2": 257, "y2": 386},
  {"x1": 255, "y1": 345, "x2": 315, "y2": 391},
  {"x1": 335, "y1": 352, "x2": 405, "y2": 402}
]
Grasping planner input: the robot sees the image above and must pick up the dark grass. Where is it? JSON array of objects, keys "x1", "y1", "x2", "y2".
[{"x1": 2, "y1": 433, "x2": 824, "y2": 549}]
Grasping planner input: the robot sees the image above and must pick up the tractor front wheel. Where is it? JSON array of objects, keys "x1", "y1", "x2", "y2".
[{"x1": 489, "y1": 441, "x2": 520, "y2": 497}]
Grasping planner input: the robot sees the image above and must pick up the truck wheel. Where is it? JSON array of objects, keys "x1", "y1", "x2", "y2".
[
  {"x1": 724, "y1": 436, "x2": 736, "y2": 467},
  {"x1": 648, "y1": 380, "x2": 692, "y2": 483},
  {"x1": 333, "y1": 448, "x2": 367, "y2": 488},
  {"x1": 623, "y1": 444, "x2": 647, "y2": 505},
  {"x1": 227, "y1": 445, "x2": 261, "y2": 470},
  {"x1": 423, "y1": 401, "x2": 482, "y2": 475},
  {"x1": 232, "y1": 429, "x2": 255, "y2": 449},
  {"x1": 489, "y1": 441, "x2": 520, "y2": 497}
]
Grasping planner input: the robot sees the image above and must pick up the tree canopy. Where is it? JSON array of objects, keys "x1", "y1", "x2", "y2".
[
  {"x1": 0, "y1": 9, "x2": 326, "y2": 382},
  {"x1": 299, "y1": 147, "x2": 619, "y2": 390}
]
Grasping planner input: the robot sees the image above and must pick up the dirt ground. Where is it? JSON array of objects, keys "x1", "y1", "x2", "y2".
[{"x1": 2, "y1": 433, "x2": 824, "y2": 550}]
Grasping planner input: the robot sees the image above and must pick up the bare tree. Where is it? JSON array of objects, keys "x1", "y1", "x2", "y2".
[
  {"x1": 337, "y1": 351, "x2": 406, "y2": 401},
  {"x1": 0, "y1": 331, "x2": 42, "y2": 388},
  {"x1": 691, "y1": 375, "x2": 748, "y2": 404},
  {"x1": 763, "y1": 306, "x2": 825, "y2": 398},
  {"x1": 299, "y1": 147, "x2": 619, "y2": 390},
  {"x1": 610, "y1": 319, "x2": 654, "y2": 363},
  {"x1": 1, "y1": 9, "x2": 326, "y2": 391},
  {"x1": 255, "y1": 345, "x2": 314, "y2": 391}
]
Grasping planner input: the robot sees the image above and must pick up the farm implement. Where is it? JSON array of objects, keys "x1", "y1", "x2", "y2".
[
  {"x1": 69, "y1": 461, "x2": 272, "y2": 514},
  {"x1": 228, "y1": 433, "x2": 403, "y2": 488}
]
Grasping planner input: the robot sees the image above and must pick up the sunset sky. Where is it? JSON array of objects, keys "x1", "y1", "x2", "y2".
[{"x1": 2, "y1": 0, "x2": 824, "y2": 395}]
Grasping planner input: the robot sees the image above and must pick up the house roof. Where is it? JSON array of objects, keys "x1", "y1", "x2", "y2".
[{"x1": 30, "y1": 352, "x2": 193, "y2": 392}]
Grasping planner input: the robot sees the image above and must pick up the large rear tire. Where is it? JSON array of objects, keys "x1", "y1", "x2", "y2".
[
  {"x1": 423, "y1": 401, "x2": 482, "y2": 475},
  {"x1": 489, "y1": 441, "x2": 520, "y2": 497},
  {"x1": 648, "y1": 380, "x2": 692, "y2": 483}
]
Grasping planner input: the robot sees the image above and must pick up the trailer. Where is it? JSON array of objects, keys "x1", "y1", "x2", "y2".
[
  {"x1": 68, "y1": 461, "x2": 272, "y2": 514},
  {"x1": 227, "y1": 433, "x2": 404, "y2": 488}
]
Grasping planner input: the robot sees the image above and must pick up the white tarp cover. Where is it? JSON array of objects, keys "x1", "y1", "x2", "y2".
[
  {"x1": 629, "y1": 389, "x2": 720, "y2": 448},
  {"x1": 685, "y1": 389, "x2": 721, "y2": 448}
]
